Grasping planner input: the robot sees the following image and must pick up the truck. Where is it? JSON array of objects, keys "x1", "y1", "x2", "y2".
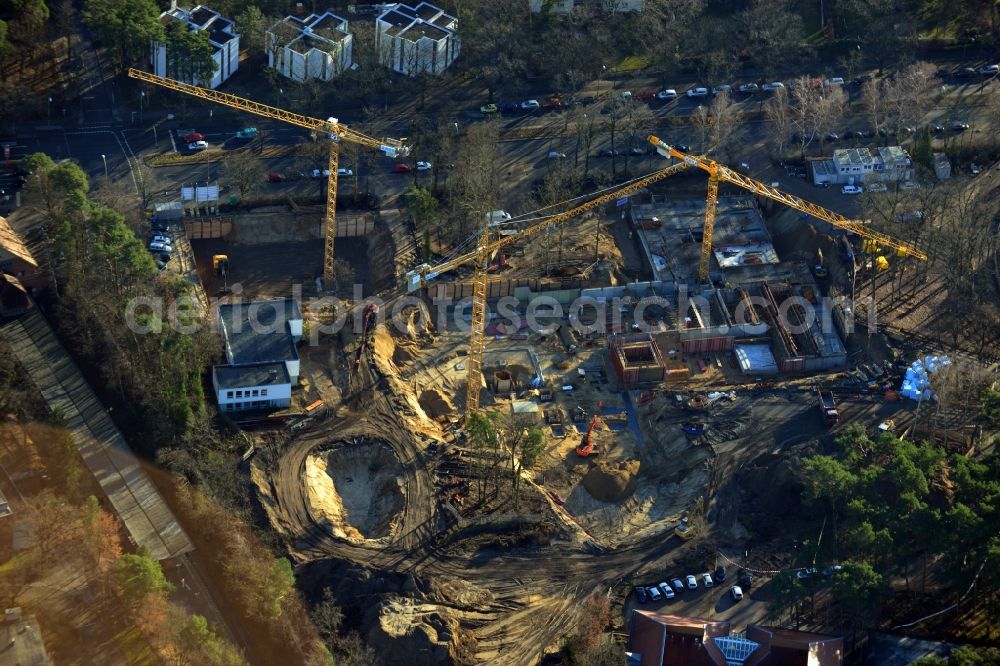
[{"x1": 818, "y1": 390, "x2": 839, "y2": 426}]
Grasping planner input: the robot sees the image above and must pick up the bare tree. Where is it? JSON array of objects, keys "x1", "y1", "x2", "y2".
[
  {"x1": 691, "y1": 104, "x2": 712, "y2": 153},
  {"x1": 861, "y1": 79, "x2": 888, "y2": 139},
  {"x1": 451, "y1": 119, "x2": 503, "y2": 243},
  {"x1": 709, "y1": 91, "x2": 741, "y2": 161},
  {"x1": 223, "y1": 151, "x2": 264, "y2": 201},
  {"x1": 813, "y1": 86, "x2": 848, "y2": 152},
  {"x1": 764, "y1": 86, "x2": 792, "y2": 155}
]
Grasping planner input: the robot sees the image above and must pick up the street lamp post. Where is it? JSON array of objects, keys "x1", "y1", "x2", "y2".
[
  {"x1": 140, "y1": 91, "x2": 145, "y2": 122},
  {"x1": 47, "y1": 97, "x2": 52, "y2": 125},
  {"x1": 101, "y1": 154, "x2": 108, "y2": 180}
]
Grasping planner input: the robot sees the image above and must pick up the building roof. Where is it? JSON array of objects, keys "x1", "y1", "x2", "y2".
[
  {"x1": 213, "y1": 362, "x2": 290, "y2": 389},
  {"x1": 0, "y1": 614, "x2": 53, "y2": 666},
  {"x1": 0, "y1": 216, "x2": 38, "y2": 269},
  {"x1": 878, "y1": 145, "x2": 911, "y2": 166},
  {"x1": 269, "y1": 11, "x2": 350, "y2": 53},
  {"x1": 161, "y1": 4, "x2": 237, "y2": 46},
  {"x1": 378, "y1": 2, "x2": 456, "y2": 41},
  {"x1": 218, "y1": 299, "x2": 301, "y2": 366},
  {"x1": 833, "y1": 147, "x2": 874, "y2": 167}
]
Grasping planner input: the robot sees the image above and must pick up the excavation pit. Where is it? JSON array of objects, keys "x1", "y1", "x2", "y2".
[{"x1": 305, "y1": 439, "x2": 404, "y2": 543}]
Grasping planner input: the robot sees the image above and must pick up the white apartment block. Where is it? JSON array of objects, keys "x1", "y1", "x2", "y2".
[
  {"x1": 152, "y1": 2, "x2": 239, "y2": 89},
  {"x1": 267, "y1": 11, "x2": 353, "y2": 82},
  {"x1": 376, "y1": 2, "x2": 459, "y2": 77}
]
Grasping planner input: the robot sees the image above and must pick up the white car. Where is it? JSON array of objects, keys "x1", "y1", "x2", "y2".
[
  {"x1": 311, "y1": 168, "x2": 331, "y2": 178},
  {"x1": 686, "y1": 574, "x2": 697, "y2": 589},
  {"x1": 686, "y1": 87, "x2": 709, "y2": 98},
  {"x1": 841, "y1": 185, "x2": 863, "y2": 195},
  {"x1": 546, "y1": 151, "x2": 566, "y2": 160},
  {"x1": 658, "y1": 582, "x2": 675, "y2": 599},
  {"x1": 656, "y1": 89, "x2": 677, "y2": 100},
  {"x1": 149, "y1": 241, "x2": 172, "y2": 253},
  {"x1": 151, "y1": 234, "x2": 171, "y2": 245},
  {"x1": 520, "y1": 99, "x2": 540, "y2": 110},
  {"x1": 977, "y1": 64, "x2": 999, "y2": 75},
  {"x1": 738, "y1": 83, "x2": 759, "y2": 93},
  {"x1": 416, "y1": 161, "x2": 432, "y2": 171},
  {"x1": 731, "y1": 585, "x2": 744, "y2": 601},
  {"x1": 615, "y1": 91, "x2": 633, "y2": 100},
  {"x1": 970, "y1": 163, "x2": 982, "y2": 175},
  {"x1": 867, "y1": 182, "x2": 887, "y2": 193},
  {"x1": 702, "y1": 573, "x2": 714, "y2": 588},
  {"x1": 899, "y1": 181, "x2": 921, "y2": 190},
  {"x1": 824, "y1": 77, "x2": 845, "y2": 86},
  {"x1": 711, "y1": 85, "x2": 732, "y2": 95},
  {"x1": 762, "y1": 81, "x2": 785, "y2": 91},
  {"x1": 336, "y1": 167, "x2": 353, "y2": 176},
  {"x1": 187, "y1": 140, "x2": 208, "y2": 151}
]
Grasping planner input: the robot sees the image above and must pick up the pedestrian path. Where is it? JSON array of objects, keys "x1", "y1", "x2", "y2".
[{"x1": 1, "y1": 307, "x2": 192, "y2": 561}]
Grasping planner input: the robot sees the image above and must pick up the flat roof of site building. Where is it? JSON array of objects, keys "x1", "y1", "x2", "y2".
[{"x1": 631, "y1": 195, "x2": 778, "y2": 283}]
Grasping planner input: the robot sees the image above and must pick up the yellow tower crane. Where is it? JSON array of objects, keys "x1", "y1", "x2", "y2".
[
  {"x1": 127, "y1": 68, "x2": 410, "y2": 288},
  {"x1": 646, "y1": 135, "x2": 928, "y2": 281},
  {"x1": 406, "y1": 160, "x2": 692, "y2": 413}
]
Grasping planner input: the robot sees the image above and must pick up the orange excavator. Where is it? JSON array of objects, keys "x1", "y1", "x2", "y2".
[{"x1": 576, "y1": 413, "x2": 601, "y2": 457}]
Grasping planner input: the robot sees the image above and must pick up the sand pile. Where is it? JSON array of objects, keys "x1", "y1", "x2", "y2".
[
  {"x1": 419, "y1": 389, "x2": 455, "y2": 420},
  {"x1": 305, "y1": 439, "x2": 404, "y2": 543},
  {"x1": 581, "y1": 459, "x2": 640, "y2": 502}
]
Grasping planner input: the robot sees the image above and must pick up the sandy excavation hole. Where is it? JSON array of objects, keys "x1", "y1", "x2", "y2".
[
  {"x1": 418, "y1": 389, "x2": 455, "y2": 420},
  {"x1": 305, "y1": 439, "x2": 405, "y2": 543}
]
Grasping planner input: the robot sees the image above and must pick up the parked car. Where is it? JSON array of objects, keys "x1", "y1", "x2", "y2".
[
  {"x1": 656, "y1": 89, "x2": 678, "y2": 100},
  {"x1": 658, "y1": 582, "x2": 675, "y2": 599},
  {"x1": 824, "y1": 77, "x2": 845, "y2": 86},
  {"x1": 714, "y1": 566, "x2": 726, "y2": 582},
  {"x1": 393, "y1": 163, "x2": 411, "y2": 173},
  {"x1": 183, "y1": 132, "x2": 205, "y2": 143},
  {"x1": 415, "y1": 161, "x2": 432, "y2": 171},
  {"x1": 149, "y1": 241, "x2": 172, "y2": 253},
  {"x1": 520, "y1": 99, "x2": 540, "y2": 110},
  {"x1": 671, "y1": 578, "x2": 685, "y2": 592},
  {"x1": 542, "y1": 97, "x2": 563, "y2": 110},
  {"x1": 187, "y1": 140, "x2": 208, "y2": 151},
  {"x1": 841, "y1": 185, "x2": 863, "y2": 195},
  {"x1": 821, "y1": 565, "x2": 844, "y2": 577},
  {"x1": 867, "y1": 182, "x2": 887, "y2": 193},
  {"x1": 686, "y1": 575, "x2": 697, "y2": 589},
  {"x1": 970, "y1": 163, "x2": 982, "y2": 175},
  {"x1": 899, "y1": 181, "x2": 921, "y2": 190},
  {"x1": 235, "y1": 127, "x2": 258, "y2": 140},
  {"x1": 738, "y1": 82, "x2": 759, "y2": 93},
  {"x1": 637, "y1": 90, "x2": 657, "y2": 101},
  {"x1": 615, "y1": 91, "x2": 633, "y2": 101},
  {"x1": 598, "y1": 148, "x2": 619, "y2": 157},
  {"x1": 480, "y1": 103, "x2": 498, "y2": 114},
  {"x1": 647, "y1": 585, "x2": 661, "y2": 601},
  {"x1": 702, "y1": 573, "x2": 714, "y2": 588},
  {"x1": 731, "y1": 585, "x2": 744, "y2": 601},
  {"x1": 686, "y1": 87, "x2": 709, "y2": 98},
  {"x1": 464, "y1": 109, "x2": 486, "y2": 120},
  {"x1": 675, "y1": 143, "x2": 691, "y2": 152},
  {"x1": 546, "y1": 151, "x2": 566, "y2": 160},
  {"x1": 626, "y1": 146, "x2": 645, "y2": 155},
  {"x1": 267, "y1": 172, "x2": 286, "y2": 183},
  {"x1": 853, "y1": 74, "x2": 873, "y2": 85},
  {"x1": 711, "y1": 84, "x2": 732, "y2": 95},
  {"x1": 795, "y1": 567, "x2": 819, "y2": 580},
  {"x1": 499, "y1": 102, "x2": 519, "y2": 113},
  {"x1": 336, "y1": 167, "x2": 353, "y2": 176},
  {"x1": 827, "y1": 132, "x2": 839, "y2": 141},
  {"x1": 761, "y1": 81, "x2": 785, "y2": 91},
  {"x1": 977, "y1": 64, "x2": 999, "y2": 75},
  {"x1": 311, "y1": 168, "x2": 331, "y2": 178},
  {"x1": 930, "y1": 123, "x2": 945, "y2": 132},
  {"x1": 952, "y1": 121, "x2": 970, "y2": 130},
  {"x1": 634, "y1": 586, "x2": 648, "y2": 604},
  {"x1": 151, "y1": 234, "x2": 171, "y2": 245}
]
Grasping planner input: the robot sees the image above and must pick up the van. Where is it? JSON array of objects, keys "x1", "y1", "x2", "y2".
[{"x1": 485, "y1": 210, "x2": 512, "y2": 226}]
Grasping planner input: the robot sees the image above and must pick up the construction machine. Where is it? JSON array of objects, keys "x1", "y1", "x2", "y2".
[
  {"x1": 127, "y1": 69, "x2": 409, "y2": 289},
  {"x1": 212, "y1": 254, "x2": 230, "y2": 292},
  {"x1": 353, "y1": 303, "x2": 379, "y2": 368},
  {"x1": 646, "y1": 135, "x2": 928, "y2": 281},
  {"x1": 576, "y1": 413, "x2": 601, "y2": 457}
]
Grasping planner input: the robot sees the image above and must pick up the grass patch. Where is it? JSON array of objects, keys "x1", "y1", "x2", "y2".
[
  {"x1": 797, "y1": 3, "x2": 823, "y2": 35},
  {"x1": 0, "y1": 551, "x2": 33, "y2": 576},
  {"x1": 616, "y1": 55, "x2": 651, "y2": 73},
  {"x1": 114, "y1": 626, "x2": 158, "y2": 666}
]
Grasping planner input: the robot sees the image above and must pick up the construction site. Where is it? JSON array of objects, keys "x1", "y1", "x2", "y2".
[{"x1": 125, "y1": 70, "x2": 992, "y2": 663}]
